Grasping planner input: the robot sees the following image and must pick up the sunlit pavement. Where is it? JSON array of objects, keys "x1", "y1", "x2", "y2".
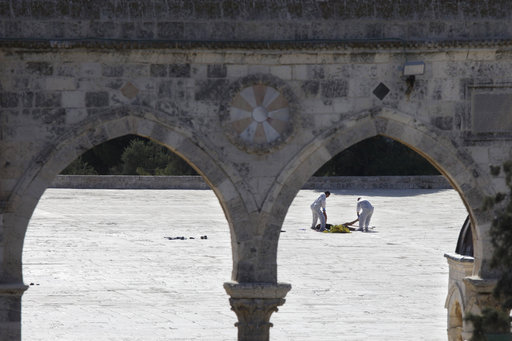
[{"x1": 22, "y1": 188, "x2": 468, "y2": 340}]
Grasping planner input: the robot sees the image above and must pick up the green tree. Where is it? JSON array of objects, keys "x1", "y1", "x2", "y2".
[
  {"x1": 465, "y1": 161, "x2": 512, "y2": 340},
  {"x1": 120, "y1": 139, "x2": 196, "y2": 175},
  {"x1": 61, "y1": 157, "x2": 98, "y2": 175},
  {"x1": 81, "y1": 135, "x2": 135, "y2": 174}
]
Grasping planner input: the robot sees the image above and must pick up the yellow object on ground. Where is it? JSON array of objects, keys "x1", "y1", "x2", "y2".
[{"x1": 324, "y1": 224, "x2": 351, "y2": 233}]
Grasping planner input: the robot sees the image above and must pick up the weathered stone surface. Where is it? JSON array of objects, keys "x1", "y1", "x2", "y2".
[
  {"x1": 168, "y1": 63, "x2": 191, "y2": 78},
  {"x1": 194, "y1": 79, "x2": 229, "y2": 101},
  {"x1": 101, "y1": 64, "x2": 124, "y2": 77},
  {"x1": 321, "y1": 79, "x2": 348, "y2": 98},
  {"x1": 150, "y1": 64, "x2": 167, "y2": 77},
  {"x1": 34, "y1": 92, "x2": 61, "y2": 108},
  {"x1": 1, "y1": 0, "x2": 512, "y2": 42},
  {"x1": 84, "y1": 92, "x2": 109, "y2": 107},
  {"x1": 472, "y1": 92, "x2": 512, "y2": 133},
  {"x1": 0, "y1": 93, "x2": 19, "y2": 108},
  {"x1": 1, "y1": 3, "x2": 512, "y2": 340},
  {"x1": 25, "y1": 62, "x2": 53, "y2": 76},
  {"x1": 207, "y1": 64, "x2": 227, "y2": 78},
  {"x1": 156, "y1": 22, "x2": 184, "y2": 39}
]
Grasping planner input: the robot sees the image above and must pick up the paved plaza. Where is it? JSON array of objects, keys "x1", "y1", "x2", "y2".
[{"x1": 22, "y1": 188, "x2": 468, "y2": 340}]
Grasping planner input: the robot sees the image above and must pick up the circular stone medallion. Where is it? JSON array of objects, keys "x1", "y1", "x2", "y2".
[{"x1": 227, "y1": 84, "x2": 291, "y2": 152}]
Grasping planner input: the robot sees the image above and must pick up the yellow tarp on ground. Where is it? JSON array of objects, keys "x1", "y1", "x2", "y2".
[{"x1": 324, "y1": 224, "x2": 351, "y2": 233}]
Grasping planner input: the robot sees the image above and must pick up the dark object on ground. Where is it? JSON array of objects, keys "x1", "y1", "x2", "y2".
[{"x1": 165, "y1": 235, "x2": 208, "y2": 240}]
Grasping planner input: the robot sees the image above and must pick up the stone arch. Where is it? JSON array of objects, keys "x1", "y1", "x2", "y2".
[
  {"x1": 3, "y1": 106, "x2": 245, "y2": 284},
  {"x1": 266, "y1": 106, "x2": 494, "y2": 277},
  {"x1": 445, "y1": 283, "x2": 466, "y2": 341}
]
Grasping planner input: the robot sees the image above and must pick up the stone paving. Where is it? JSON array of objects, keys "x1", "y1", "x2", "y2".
[{"x1": 22, "y1": 188, "x2": 468, "y2": 340}]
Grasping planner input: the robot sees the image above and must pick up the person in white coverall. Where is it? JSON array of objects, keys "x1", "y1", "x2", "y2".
[
  {"x1": 311, "y1": 191, "x2": 330, "y2": 232},
  {"x1": 356, "y1": 197, "x2": 374, "y2": 232}
]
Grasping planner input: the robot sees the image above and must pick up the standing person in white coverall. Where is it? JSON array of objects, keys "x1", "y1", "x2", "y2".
[
  {"x1": 356, "y1": 197, "x2": 374, "y2": 232},
  {"x1": 311, "y1": 191, "x2": 330, "y2": 232}
]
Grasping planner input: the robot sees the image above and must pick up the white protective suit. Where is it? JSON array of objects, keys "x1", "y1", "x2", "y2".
[
  {"x1": 357, "y1": 199, "x2": 374, "y2": 232},
  {"x1": 311, "y1": 193, "x2": 327, "y2": 231}
]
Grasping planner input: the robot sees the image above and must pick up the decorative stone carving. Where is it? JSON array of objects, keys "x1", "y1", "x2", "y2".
[
  {"x1": 229, "y1": 84, "x2": 290, "y2": 144},
  {"x1": 229, "y1": 297, "x2": 284, "y2": 340},
  {"x1": 221, "y1": 75, "x2": 296, "y2": 154}
]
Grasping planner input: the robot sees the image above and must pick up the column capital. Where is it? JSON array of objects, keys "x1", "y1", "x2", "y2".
[
  {"x1": 463, "y1": 276, "x2": 498, "y2": 294},
  {"x1": 223, "y1": 281, "x2": 291, "y2": 299},
  {"x1": 224, "y1": 282, "x2": 291, "y2": 341},
  {"x1": 0, "y1": 283, "x2": 29, "y2": 296}
]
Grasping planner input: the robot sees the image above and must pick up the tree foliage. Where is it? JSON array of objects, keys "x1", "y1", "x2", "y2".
[
  {"x1": 61, "y1": 135, "x2": 197, "y2": 176},
  {"x1": 62, "y1": 135, "x2": 439, "y2": 176},
  {"x1": 466, "y1": 161, "x2": 512, "y2": 339},
  {"x1": 61, "y1": 157, "x2": 98, "y2": 175},
  {"x1": 490, "y1": 161, "x2": 512, "y2": 310},
  {"x1": 80, "y1": 135, "x2": 134, "y2": 174},
  {"x1": 120, "y1": 139, "x2": 196, "y2": 176}
]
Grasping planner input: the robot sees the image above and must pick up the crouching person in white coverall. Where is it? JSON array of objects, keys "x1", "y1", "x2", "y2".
[
  {"x1": 311, "y1": 191, "x2": 330, "y2": 232},
  {"x1": 356, "y1": 197, "x2": 374, "y2": 232}
]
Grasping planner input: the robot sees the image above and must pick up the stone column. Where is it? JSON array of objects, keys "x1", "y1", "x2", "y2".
[
  {"x1": 445, "y1": 253, "x2": 475, "y2": 341},
  {"x1": 462, "y1": 276, "x2": 504, "y2": 338},
  {"x1": 224, "y1": 281, "x2": 291, "y2": 341},
  {"x1": 0, "y1": 283, "x2": 29, "y2": 341}
]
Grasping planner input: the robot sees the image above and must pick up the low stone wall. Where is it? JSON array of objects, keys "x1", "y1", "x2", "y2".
[
  {"x1": 303, "y1": 175, "x2": 450, "y2": 190},
  {"x1": 51, "y1": 175, "x2": 450, "y2": 190},
  {"x1": 52, "y1": 175, "x2": 211, "y2": 189}
]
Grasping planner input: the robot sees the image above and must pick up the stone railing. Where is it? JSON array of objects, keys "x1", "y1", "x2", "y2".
[{"x1": 51, "y1": 175, "x2": 450, "y2": 190}]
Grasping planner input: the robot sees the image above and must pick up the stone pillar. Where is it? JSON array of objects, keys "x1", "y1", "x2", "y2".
[
  {"x1": 462, "y1": 276, "x2": 502, "y2": 339},
  {"x1": 0, "y1": 283, "x2": 29, "y2": 341},
  {"x1": 224, "y1": 281, "x2": 291, "y2": 341},
  {"x1": 445, "y1": 253, "x2": 475, "y2": 341}
]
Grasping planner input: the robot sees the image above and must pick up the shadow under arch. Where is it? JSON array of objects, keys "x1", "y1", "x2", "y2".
[
  {"x1": 268, "y1": 106, "x2": 495, "y2": 277},
  {"x1": 4, "y1": 106, "x2": 243, "y2": 284}
]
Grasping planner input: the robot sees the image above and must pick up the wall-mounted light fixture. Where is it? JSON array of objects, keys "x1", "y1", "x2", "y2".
[
  {"x1": 402, "y1": 61, "x2": 424, "y2": 97},
  {"x1": 403, "y1": 61, "x2": 425, "y2": 76}
]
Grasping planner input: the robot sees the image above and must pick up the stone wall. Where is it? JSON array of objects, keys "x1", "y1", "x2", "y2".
[
  {"x1": 2, "y1": 2, "x2": 512, "y2": 338},
  {"x1": 1, "y1": 0, "x2": 512, "y2": 43},
  {"x1": 51, "y1": 175, "x2": 450, "y2": 190}
]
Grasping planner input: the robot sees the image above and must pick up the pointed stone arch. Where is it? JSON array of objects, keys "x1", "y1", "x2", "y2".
[
  {"x1": 2, "y1": 106, "x2": 247, "y2": 285},
  {"x1": 266, "y1": 107, "x2": 495, "y2": 277},
  {"x1": 445, "y1": 283, "x2": 467, "y2": 341}
]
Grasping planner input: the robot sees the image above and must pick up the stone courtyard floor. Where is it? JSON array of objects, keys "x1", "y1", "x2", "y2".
[{"x1": 22, "y1": 188, "x2": 468, "y2": 340}]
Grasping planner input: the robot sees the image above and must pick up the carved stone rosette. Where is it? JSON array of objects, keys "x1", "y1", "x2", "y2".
[
  {"x1": 224, "y1": 281, "x2": 291, "y2": 341},
  {"x1": 229, "y1": 85, "x2": 290, "y2": 146},
  {"x1": 220, "y1": 74, "x2": 297, "y2": 154}
]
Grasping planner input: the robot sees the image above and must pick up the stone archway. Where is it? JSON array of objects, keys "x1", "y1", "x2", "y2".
[
  {"x1": 268, "y1": 107, "x2": 493, "y2": 278},
  {"x1": 260, "y1": 106, "x2": 495, "y2": 340},
  {"x1": 446, "y1": 281, "x2": 469, "y2": 341},
  {"x1": 2, "y1": 106, "x2": 258, "y2": 339}
]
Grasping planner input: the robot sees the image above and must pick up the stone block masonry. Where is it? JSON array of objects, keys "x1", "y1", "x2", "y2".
[
  {"x1": 2, "y1": 1, "x2": 512, "y2": 339},
  {"x1": 2, "y1": 0, "x2": 512, "y2": 42}
]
